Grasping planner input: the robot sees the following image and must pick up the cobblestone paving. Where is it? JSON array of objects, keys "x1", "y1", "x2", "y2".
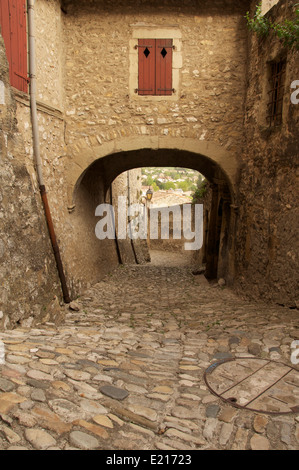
[{"x1": 0, "y1": 263, "x2": 298, "y2": 450}]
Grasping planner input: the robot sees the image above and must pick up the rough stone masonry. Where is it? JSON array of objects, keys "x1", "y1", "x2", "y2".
[{"x1": 0, "y1": 0, "x2": 298, "y2": 326}]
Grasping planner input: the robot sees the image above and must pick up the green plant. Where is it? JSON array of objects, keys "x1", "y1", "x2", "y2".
[
  {"x1": 245, "y1": 2, "x2": 299, "y2": 50},
  {"x1": 272, "y1": 7, "x2": 299, "y2": 49},
  {"x1": 191, "y1": 179, "x2": 207, "y2": 203},
  {"x1": 245, "y1": 2, "x2": 270, "y2": 37}
]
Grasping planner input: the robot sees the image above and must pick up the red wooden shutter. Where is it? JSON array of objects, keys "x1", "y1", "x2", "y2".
[
  {"x1": 138, "y1": 39, "x2": 173, "y2": 96},
  {"x1": 0, "y1": 0, "x2": 12, "y2": 73},
  {"x1": 0, "y1": 0, "x2": 28, "y2": 92},
  {"x1": 138, "y1": 39, "x2": 155, "y2": 95},
  {"x1": 155, "y1": 39, "x2": 173, "y2": 96}
]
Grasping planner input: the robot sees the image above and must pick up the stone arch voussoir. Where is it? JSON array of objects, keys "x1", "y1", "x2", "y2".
[{"x1": 66, "y1": 136, "x2": 240, "y2": 208}]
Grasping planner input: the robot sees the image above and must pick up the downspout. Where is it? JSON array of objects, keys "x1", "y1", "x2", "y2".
[{"x1": 27, "y1": 0, "x2": 71, "y2": 304}]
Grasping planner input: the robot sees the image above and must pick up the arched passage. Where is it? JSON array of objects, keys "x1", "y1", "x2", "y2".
[
  {"x1": 65, "y1": 137, "x2": 240, "y2": 293},
  {"x1": 66, "y1": 136, "x2": 239, "y2": 206}
]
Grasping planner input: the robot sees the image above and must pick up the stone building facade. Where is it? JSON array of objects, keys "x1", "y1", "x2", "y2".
[
  {"x1": 235, "y1": 0, "x2": 299, "y2": 307},
  {"x1": 0, "y1": 34, "x2": 61, "y2": 329},
  {"x1": 0, "y1": 0, "x2": 298, "y2": 326}
]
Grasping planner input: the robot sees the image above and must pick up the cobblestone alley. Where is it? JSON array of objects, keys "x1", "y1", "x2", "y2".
[{"x1": 0, "y1": 259, "x2": 298, "y2": 451}]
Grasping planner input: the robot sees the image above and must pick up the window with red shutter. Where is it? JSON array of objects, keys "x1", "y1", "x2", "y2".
[
  {"x1": 0, "y1": 0, "x2": 28, "y2": 93},
  {"x1": 138, "y1": 39, "x2": 173, "y2": 96}
]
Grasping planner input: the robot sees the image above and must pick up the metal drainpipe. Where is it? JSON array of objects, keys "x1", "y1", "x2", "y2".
[{"x1": 27, "y1": 0, "x2": 71, "y2": 304}]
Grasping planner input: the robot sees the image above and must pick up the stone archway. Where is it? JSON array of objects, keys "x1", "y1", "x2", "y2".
[
  {"x1": 65, "y1": 136, "x2": 240, "y2": 294},
  {"x1": 66, "y1": 136, "x2": 239, "y2": 208}
]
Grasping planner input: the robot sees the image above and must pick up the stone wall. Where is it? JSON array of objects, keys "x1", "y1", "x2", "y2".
[
  {"x1": 148, "y1": 203, "x2": 197, "y2": 253},
  {"x1": 10, "y1": 0, "x2": 248, "y2": 299},
  {"x1": 59, "y1": 0, "x2": 249, "y2": 293},
  {"x1": 2, "y1": 0, "x2": 297, "y2": 322},
  {"x1": 0, "y1": 35, "x2": 62, "y2": 329},
  {"x1": 11, "y1": 0, "x2": 148, "y2": 299},
  {"x1": 62, "y1": 0, "x2": 248, "y2": 156},
  {"x1": 235, "y1": 0, "x2": 299, "y2": 307}
]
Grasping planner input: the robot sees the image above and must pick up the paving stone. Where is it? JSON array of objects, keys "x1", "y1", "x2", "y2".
[
  {"x1": 48, "y1": 399, "x2": 84, "y2": 423},
  {"x1": 248, "y1": 343, "x2": 262, "y2": 356},
  {"x1": 218, "y1": 407, "x2": 238, "y2": 423},
  {"x1": 79, "y1": 398, "x2": 108, "y2": 415},
  {"x1": 0, "y1": 392, "x2": 27, "y2": 414},
  {"x1": 0, "y1": 264, "x2": 298, "y2": 450},
  {"x1": 31, "y1": 406, "x2": 72, "y2": 435},
  {"x1": 92, "y1": 373, "x2": 114, "y2": 383},
  {"x1": 219, "y1": 422, "x2": 234, "y2": 447},
  {"x1": 212, "y1": 352, "x2": 233, "y2": 360},
  {"x1": 93, "y1": 414, "x2": 114, "y2": 428},
  {"x1": 0, "y1": 425, "x2": 21, "y2": 444},
  {"x1": 26, "y1": 370, "x2": 53, "y2": 381},
  {"x1": 171, "y1": 406, "x2": 198, "y2": 420},
  {"x1": 253, "y1": 414, "x2": 268, "y2": 434},
  {"x1": 26, "y1": 378, "x2": 50, "y2": 389},
  {"x1": 165, "y1": 428, "x2": 205, "y2": 446},
  {"x1": 13, "y1": 410, "x2": 37, "y2": 427},
  {"x1": 203, "y1": 418, "x2": 218, "y2": 441},
  {"x1": 146, "y1": 393, "x2": 171, "y2": 402},
  {"x1": 152, "y1": 386, "x2": 173, "y2": 394},
  {"x1": 31, "y1": 388, "x2": 47, "y2": 402},
  {"x1": 250, "y1": 433, "x2": 270, "y2": 450},
  {"x1": 64, "y1": 369, "x2": 91, "y2": 381},
  {"x1": 281, "y1": 423, "x2": 292, "y2": 445},
  {"x1": 0, "y1": 378, "x2": 15, "y2": 393},
  {"x1": 6, "y1": 355, "x2": 31, "y2": 364},
  {"x1": 232, "y1": 428, "x2": 249, "y2": 450},
  {"x1": 51, "y1": 381, "x2": 72, "y2": 391},
  {"x1": 25, "y1": 428, "x2": 57, "y2": 450},
  {"x1": 73, "y1": 419, "x2": 109, "y2": 439},
  {"x1": 100, "y1": 385, "x2": 129, "y2": 400},
  {"x1": 67, "y1": 379, "x2": 102, "y2": 399},
  {"x1": 69, "y1": 430, "x2": 100, "y2": 450},
  {"x1": 127, "y1": 404, "x2": 158, "y2": 422},
  {"x1": 206, "y1": 404, "x2": 220, "y2": 418}
]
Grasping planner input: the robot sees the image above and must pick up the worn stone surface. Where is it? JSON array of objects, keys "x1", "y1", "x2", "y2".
[
  {"x1": 24, "y1": 429, "x2": 57, "y2": 450},
  {"x1": 69, "y1": 431, "x2": 99, "y2": 450},
  {"x1": 0, "y1": 264, "x2": 298, "y2": 450},
  {"x1": 250, "y1": 434, "x2": 271, "y2": 451},
  {"x1": 100, "y1": 385, "x2": 129, "y2": 401}
]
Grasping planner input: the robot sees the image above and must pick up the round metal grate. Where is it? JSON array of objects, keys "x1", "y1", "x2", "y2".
[{"x1": 204, "y1": 357, "x2": 299, "y2": 415}]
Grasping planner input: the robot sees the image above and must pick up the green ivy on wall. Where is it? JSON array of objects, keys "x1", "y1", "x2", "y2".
[{"x1": 245, "y1": 2, "x2": 299, "y2": 50}]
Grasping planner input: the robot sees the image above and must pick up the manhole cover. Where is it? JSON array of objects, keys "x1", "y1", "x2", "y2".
[{"x1": 204, "y1": 357, "x2": 299, "y2": 415}]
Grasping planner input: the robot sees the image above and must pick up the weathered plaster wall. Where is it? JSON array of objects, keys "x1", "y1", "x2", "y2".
[
  {"x1": 0, "y1": 35, "x2": 62, "y2": 329},
  {"x1": 235, "y1": 0, "x2": 299, "y2": 307}
]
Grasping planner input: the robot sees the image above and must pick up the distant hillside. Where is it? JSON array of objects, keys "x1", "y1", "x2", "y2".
[{"x1": 141, "y1": 167, "x2": 203, "y2": 194}]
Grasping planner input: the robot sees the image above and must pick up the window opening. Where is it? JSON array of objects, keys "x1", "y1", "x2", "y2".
[
  {"x1": 266, "y1": 60, "x2": 286, "y2": 127},
  {"x1": 137, "y1": 39, "x2": 173, "y2": 96}
]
